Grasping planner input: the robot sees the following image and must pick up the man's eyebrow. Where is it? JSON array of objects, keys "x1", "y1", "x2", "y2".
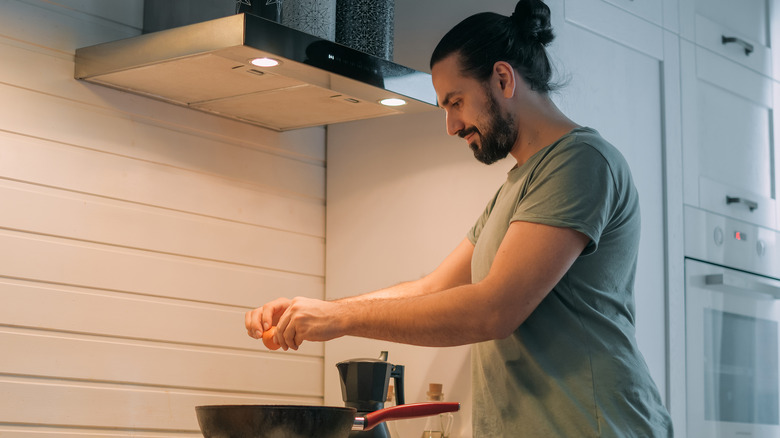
[{"x1": 439, "y1": 91, "x2": 459, "y2": 108}]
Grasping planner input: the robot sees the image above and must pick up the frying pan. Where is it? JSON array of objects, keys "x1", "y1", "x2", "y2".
[{"x1": 196, "y1": 402, "x2": 460, "y2": 438}]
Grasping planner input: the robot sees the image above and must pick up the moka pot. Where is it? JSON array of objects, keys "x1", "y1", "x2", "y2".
[{"x1": 336, "y1": 353, "x2": 405, "y2": 438}]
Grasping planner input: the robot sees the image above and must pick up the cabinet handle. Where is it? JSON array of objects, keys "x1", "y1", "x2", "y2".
[
  {"x1": 725, "y1": 195, "x2": 758, "y2": 211},
  {"x1": 721, "y1": 35, "x2": 754, "y2": 55}
]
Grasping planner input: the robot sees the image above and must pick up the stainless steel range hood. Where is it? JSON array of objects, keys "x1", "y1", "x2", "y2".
[{"x1": 74, "y1": 13, "x2": 438, "y2": 131}]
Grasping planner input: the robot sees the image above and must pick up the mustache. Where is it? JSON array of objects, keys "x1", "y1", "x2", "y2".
[{"x1": 458, "y1": 127, "x2": 479, "y2": 139}]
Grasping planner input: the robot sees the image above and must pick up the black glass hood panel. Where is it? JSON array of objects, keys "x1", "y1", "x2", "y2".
[{"x1": 242, "y1": 13, "x2": 434, "y2": 103}]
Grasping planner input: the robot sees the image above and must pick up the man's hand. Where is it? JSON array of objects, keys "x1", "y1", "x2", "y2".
[
  {"x1": 275, "y1": 297, "x2": 344, "y2": 350},
  {"x1": 245, "y1": 297, "x2": 345, "y2": 351},
  {"x1": 245, "y1": 296, "x2": 290, "y2": 339}
]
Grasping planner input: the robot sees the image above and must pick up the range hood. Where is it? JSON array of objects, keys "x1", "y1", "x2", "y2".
[{"x1": 74, "y1": 13, "x2": 438, "y2": 131}]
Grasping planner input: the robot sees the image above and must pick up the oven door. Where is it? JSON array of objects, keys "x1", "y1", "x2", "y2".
[{"x1": 686, "y1": 258, "x2": 780, "y2": 438}]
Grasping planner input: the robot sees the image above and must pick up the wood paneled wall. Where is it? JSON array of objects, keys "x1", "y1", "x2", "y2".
[{"x1": 0, "y1": 1, "x2": 327, "y2": 436}]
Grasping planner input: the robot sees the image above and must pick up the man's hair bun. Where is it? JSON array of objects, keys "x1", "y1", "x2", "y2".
[{"x1": 510, "y1": 0, "x2": 554, "y2": 46}]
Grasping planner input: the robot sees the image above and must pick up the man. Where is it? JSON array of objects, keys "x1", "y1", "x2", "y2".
[{"x1": 246, "y1": 1, "x2": 673, "y2": 435}]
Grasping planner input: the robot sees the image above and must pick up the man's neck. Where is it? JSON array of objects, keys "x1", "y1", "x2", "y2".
[{"x1": 510, "y1": 98, "x2": 579, "y2": 166}]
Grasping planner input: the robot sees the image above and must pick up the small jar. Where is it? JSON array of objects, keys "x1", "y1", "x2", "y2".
[{"x1": 420, "y1": 383, "x2": 453, "y2": 438}]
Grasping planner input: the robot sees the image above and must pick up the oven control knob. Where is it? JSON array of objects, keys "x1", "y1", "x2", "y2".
[
  {"x1": 757, "y1": 240, "x2": 766, "y2": 257},
  {"x1": 713, "y1": 227, "x2": 724, "y2": 246}
]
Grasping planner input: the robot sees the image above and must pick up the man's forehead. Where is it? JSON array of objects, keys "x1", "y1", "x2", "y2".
[
  {"x1": 433, "y1": 71, "x2": 487, "y2": 108},
  {"x1": 432, "y1": 56, "x2": 469, "y2": 105}
]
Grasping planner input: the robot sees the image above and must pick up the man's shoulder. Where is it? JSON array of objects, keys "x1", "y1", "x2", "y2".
[
  {"x1": 559, "y1": 128, "x2": 620, "y2": 159},
  {"x1": 554, "y1": 128, "x2": 633, "y2": 176}
]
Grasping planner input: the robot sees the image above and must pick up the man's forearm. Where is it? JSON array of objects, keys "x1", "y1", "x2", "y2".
[
  {"x1": 337, "y1": 239, "x2": 474, "y2": 305},
  {"x1": 335, "y1": 278, "x2": 433, "y2": 303},
  {"x1": 336, "y1": 282, "x2": 498, "y2": 347}
]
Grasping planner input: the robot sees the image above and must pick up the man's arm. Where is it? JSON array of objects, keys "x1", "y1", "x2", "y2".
[
  {"x1": 245, "y1": 238, "x2": 474, "y2": 339},
  {"x1": 249, "y1": 221, "x2": 588, "y2": 350},
  {"x1": 338, "y1": 237, "x2": 474, "y2": 302}
]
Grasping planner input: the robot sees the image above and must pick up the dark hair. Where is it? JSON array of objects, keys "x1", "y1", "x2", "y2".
[{"x1": 430, "y1": 0, "x2": 558, "y2": 93}]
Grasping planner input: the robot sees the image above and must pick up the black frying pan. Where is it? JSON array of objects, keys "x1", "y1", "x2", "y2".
[{"x1": 196, "y1": 402, "x2": 460, "y2": 438}]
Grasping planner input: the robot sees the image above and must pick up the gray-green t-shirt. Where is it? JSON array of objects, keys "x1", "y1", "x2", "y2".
[{"x1": 468, "y1": 127, "x2": 672, "y2": 437}]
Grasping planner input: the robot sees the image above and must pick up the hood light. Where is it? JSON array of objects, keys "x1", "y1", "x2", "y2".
[
  {"x1": 250, "y1": 57, "x2": 280, "y2": 67},
  {"x1": 380, "y1": 98, "x2": 407, "y2": 107}
]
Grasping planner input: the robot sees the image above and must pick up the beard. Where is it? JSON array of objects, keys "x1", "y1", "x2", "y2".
[{"x1": 460, "y1": 91, "x2": 518, "y2": 165}]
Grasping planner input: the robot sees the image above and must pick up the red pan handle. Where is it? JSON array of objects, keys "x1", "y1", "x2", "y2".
[{"x1": 354, "y1": 402, "x2": 460, "y2": 431}]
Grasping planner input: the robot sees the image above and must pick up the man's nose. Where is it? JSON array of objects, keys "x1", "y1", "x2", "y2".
[{"x1": 446, "y1": 112, "x2": 464, "y2": 137}]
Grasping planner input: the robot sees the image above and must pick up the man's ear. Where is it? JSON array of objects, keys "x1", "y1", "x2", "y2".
[{"x1": 493, "y1": 61, "x2": 517, "y2": 99}]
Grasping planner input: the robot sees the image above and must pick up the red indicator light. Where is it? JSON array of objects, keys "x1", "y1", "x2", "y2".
[{"x1": 734, "y1": 231, "x2": 746, "y2": 241}]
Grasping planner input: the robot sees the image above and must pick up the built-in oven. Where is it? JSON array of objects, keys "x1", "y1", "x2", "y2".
[{"x1": 684, "y1": 206, "x2": 780, "y2": 437}]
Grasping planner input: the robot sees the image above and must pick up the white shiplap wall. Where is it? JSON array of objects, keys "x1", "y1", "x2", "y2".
[{"x1": 0, "y1": 0, "x2": 327, "y2": 436}]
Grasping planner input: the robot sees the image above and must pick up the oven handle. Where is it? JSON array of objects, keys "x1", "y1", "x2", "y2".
[{"x1": 705, "y1": 273, "x2": 780, "y2": 299}]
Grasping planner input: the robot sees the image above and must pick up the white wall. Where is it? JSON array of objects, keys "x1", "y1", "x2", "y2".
[{"x1": 0, "y1": 1, "x2": 327, "y2": 436}]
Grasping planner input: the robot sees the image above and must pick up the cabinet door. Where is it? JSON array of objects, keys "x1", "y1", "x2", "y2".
[
  {"x1": 599, "y1": 0, "x2": 663, "y2": 26},
  {"x1": 681, "y1": 40, "x2": 778, "y2": 229},
  {"x1": 565, "y1": 0, "x2": 663, "y2": 58},
  {"x1": 680, "y1": 0, "x2": 774, "y2": 78},
  {"x1": 689, "y1": 0, "x2": 768, "y2": 44}
]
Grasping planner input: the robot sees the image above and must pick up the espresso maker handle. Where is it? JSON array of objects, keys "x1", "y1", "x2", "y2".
[{"x1": 391, "y1": 364, "x2": 405, "y2": 405}]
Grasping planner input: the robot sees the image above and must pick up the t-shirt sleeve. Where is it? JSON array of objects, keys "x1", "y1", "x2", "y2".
[{"x1": 511, "y1": 143, "x2": 616, "y2": 255}]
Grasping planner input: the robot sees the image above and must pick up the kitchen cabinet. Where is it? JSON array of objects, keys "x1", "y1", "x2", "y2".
[
  {"x1": 598, "y1": 0, "x2": 664, "y2": 27},
  {"x1": 679, "y1": 0, "x2": 780, "y2": 230}
]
